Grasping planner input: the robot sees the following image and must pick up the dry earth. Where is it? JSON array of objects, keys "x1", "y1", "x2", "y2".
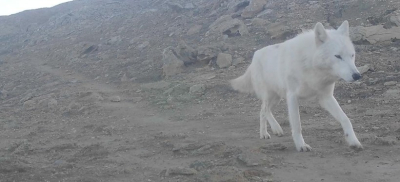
[{"x1": 0, "y1": 0, "x2": 400, "y2": 181}]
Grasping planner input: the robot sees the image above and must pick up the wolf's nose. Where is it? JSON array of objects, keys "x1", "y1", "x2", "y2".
[{"x1": 352, "y1": 73, "x2": 361, "y2": 80}]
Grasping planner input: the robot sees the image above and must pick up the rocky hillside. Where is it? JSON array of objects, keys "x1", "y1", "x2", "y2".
[{"x1": 1, "y1": 0, "x2": 400, "y2": 181}]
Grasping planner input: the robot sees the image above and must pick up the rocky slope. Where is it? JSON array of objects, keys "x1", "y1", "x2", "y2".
[{"x1": 0, "y1": 0, "x2": 400, "y2": 181}]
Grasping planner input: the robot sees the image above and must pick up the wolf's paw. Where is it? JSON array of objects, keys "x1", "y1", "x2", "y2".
[
  {"x1": 296, "y1": 143, "x2": 312, "y2": 152},
  {"x1": 349, "y1": 142, "x2": 363, "y2": 151},
  {"x1": 260, "y1": 131, "x2": 271, "y2": 139},
  {"x1": 346, "y1": 135, "x2": 363, "y2": 150},
  {"x1": 271, "y1": 126, "x2": 284, "y2": 137}
]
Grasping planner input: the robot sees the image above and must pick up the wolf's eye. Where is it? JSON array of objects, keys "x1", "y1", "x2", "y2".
[{"x1": 335, "y1": 55, "x2": 342, "y2": 59}]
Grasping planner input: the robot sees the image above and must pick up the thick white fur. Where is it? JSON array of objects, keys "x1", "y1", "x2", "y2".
[{"x1": 231, "y1": 21, "x2": 363, "y2": 152}]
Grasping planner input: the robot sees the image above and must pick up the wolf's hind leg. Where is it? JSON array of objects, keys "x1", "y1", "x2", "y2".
[
  {"x1": 265, "y1": 95, "x2": 284, "y2": 136},
  {"x1": 260, "y1": 101, "x2": 271, "y2": 139}
]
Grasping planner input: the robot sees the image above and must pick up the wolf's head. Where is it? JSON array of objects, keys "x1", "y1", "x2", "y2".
[{"x1": 313, "y1": 20, "x2": 360, "y2": 82}]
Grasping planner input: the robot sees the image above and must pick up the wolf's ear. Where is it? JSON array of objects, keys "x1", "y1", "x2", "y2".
[
  {"x1": 337, "y1": 20, "x2": 349, "y2": 36},
  {"x1": 314, "y1": 22, "x2": 328, "y2": 46}
]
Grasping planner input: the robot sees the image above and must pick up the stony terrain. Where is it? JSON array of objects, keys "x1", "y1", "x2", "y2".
[{"x1": 0, "y1": 0, "x2": 400, "y2": 181}]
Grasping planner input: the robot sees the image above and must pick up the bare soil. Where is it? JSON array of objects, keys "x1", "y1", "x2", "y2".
[{"x1": 0, "y1": 0, "x2": 400, "y2": 181}]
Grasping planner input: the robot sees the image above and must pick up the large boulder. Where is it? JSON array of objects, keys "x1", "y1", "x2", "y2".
[
  {"x1": 175, "y1": 41, "x2": 197, "y2": 65},
  {"x1": 350, "y1": 25, "x2": 400, "y2": 44},
  {"x1": 208, "y1": 15, "x2": 249, "y2": 37},
  {"x1": 241, "y1": 0, "x2": 267, "y2": 19},
  {"x1": 227, "y1": 0, "x2": 250, "y2": 12},
  {"x1": 162, "y1": 47, "x2": 184, "y2": 77},
  {"x1": 196, "y1": 45, "x2": 220, "y2": 63}
]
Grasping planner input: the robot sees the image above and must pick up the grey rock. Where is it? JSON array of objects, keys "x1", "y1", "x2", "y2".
[
  {"x1": 141, "y1": 81, "x2": 171, "y2": 90},
  {"x1": 175, "y1": 41, "x2": 197, "y2": 64},
  {"x1": 47, "y1": 98, "x2": 58, "y2": 108},
  {"x1": 107, "y1": 36, "x2": 122, "y2": 45},
  {"x1": 357, "y1": 64, "x2": 372, "y2": 74},
  {"x1": 166, "y1": 167, "x2": 197, "y2": 176},
  {"x1": 208, "y1": 15, "x2": 249, "y2": 37},
  {"x1": 121, "y1": 73, "x2": 128, "y2": 82},
  {"x1": 187, "y1": 24, "x2": 202, "y2": 35},
  {"x1": 110, "y1": 96, "x2": 121, "y2": 102},
  {"x1": 267, "y1": 21, "x2": 301, "y2": 40},
  {"x1": 232, "y1": 57, "x2": 245, "y2": 66},
  {"x1": 228, "y1": 0, "x2": 250, "y2": 12},
  {"x1": 196, "y1": 45, "x2": 220, "y2": 63},
  {"x1": 384, "y1": 81, "x2": 397, "y2": 86},
  {"x1": 162, "y1": 47, "x2": 184, "y2": 77},
  {"x1": 389, "y1": 15, "x2": 400, "y2": 26},
  {"x1": 137, "y1": 41, "x2": 150, "y2": 49},
  {"x1": 241, "y1": 0, "x2": 267, "y2": 19},
  {"x1": 23, "y1": 100, "x2": 36, "y2": 111},
  {"x1": 350, "y1": 25, "x2": 400, "y2": 44},
  {"x1": 243, "y1": 169, "x2": 272, "y2": 179},
  {"x1": 189, "y1": 84, "x2": 206, "y2": 95},
  {"x1": 383, "y1": 89, "x2": 400, "y2": 99},
  {"x1": 216, "y1": 53, "x2": 233, "y2": 68}
]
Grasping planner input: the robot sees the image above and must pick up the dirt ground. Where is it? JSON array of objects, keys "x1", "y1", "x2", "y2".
[{"x1": 1, "y1": 0, "x2": 400, "y2": 182}]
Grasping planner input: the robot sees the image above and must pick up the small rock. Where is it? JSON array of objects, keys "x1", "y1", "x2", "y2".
[
  {"x1": 107, "y1": 36, "x2": 122, "y2": 45},
  {"x1": 48, "y1": 98, "x2": 58, "y2": 108},
  {"x1": 373, "y1": 136, "x2": 396, "y2": 146},
  {"x1": 232, "y1": 57, "x2": 245, "y2": 66},
  {"x1": 383, "y1": 89, "x2": 400, "y2": 99},
  {"x1": 80, "y1": 44, "x2": 98, "y2": 56},
  {"x1": 166, "y1": 167, "x2": 197, "y2": 176},
  {"x1": 54, "y1": 160, "x2": 67, "y2": 166},
  {"x1": 23, "y1": 100, "x2": 36, "y2": 111},
  {"x1": 372, "y1": 126, "x2": 380, "y2": 130},
  {"x1": 0, "y1": 90, "x2": 7, "y2": 99},
  {"x1": 20, "y1": 93, "x2": 34, "y2": 103},
  {"x1": 216, "y1": 53, "x2": 233, "y2": 68},
  {"x1": 389, "y1": 15, "x2": 400, "y2": 26},
  {"x1": 131, "y1": 97, "x2": 143, "y2": 103},
  {"x1": 166, "y1": 1, "x2": 195, "y2": 11},
  {"x1": 227, "y1": 0, "x2": 250, "y2": 12},
  {"x1": 384, "y1": 81, "x2": 397, "y2": 86},
  {"x1": 347, "y1": 100, "x2": 351, "y2": 104},
  {"x1": 357, "y1": 64, "x2": 372, "y2": 74},
  {"x1": 137, "y1": 41, "x2": 150, "y2": 49},
  {"x1": 187, "y1": 25, "x2": 202, "y2": 35},
  {"x1": 121, "y1": 73, "x2": 128, "y2": 82},
  {"x1": 141, "y1": 81, "x2": 171, "y2": 90},
  {"x1": 141, "y1": 59, "x2": 153, "y2": 65},
  {"x1": 163, "y1": 87, "x2": 174, "y2": 95},
  {"x1": 192, "y1": 73, "x2": 216, "y2": 82},
  {"x1": 243, "y1": 169, "x2": 272, "y2": 179},
  {"x1": 110, "y1": 96, "x2": 121, "y2": 102},
  {"x1": 189, "y1": 84, "x2": 206, "y2": 95},
  {"x1": 189, "y1": 160, "x2": 214, "y2": 171},
  {"x1": 251, "y1": 18, "x2": 270, "y2": 26}
]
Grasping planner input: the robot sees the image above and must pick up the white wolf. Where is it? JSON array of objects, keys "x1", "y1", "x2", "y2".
[{"x1": 230, "y1": 20, "x2": 363, "y2": 152}]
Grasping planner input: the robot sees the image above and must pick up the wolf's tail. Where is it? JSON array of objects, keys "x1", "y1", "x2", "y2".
[{"x1": 230, "y1": 68, "x2": 253, "y2": 94}]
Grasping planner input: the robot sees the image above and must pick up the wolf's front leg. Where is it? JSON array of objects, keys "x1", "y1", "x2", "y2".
[
  {"x1": 287, "y1": 93, "x2": 312, "y2": 152},
  {"x1": 319, "y1": 95, "x2": 363, "y2": 149}
]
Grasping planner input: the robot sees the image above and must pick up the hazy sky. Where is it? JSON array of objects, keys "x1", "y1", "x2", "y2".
[{"x1": 0, "y1": 0, "x2": 73, "y2": 16}]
